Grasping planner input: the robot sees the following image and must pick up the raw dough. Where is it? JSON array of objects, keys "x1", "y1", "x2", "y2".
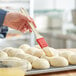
[
  {"x1": 0, "y1": 51, "x2": 8, "y2": 59},
  {"x1": 3, "y1": 47, "x2": 25, "y2": 57},
  {"x1": 49, "y1": 56, "x2": 69, "y2": 67},
  {"x1": 2, "y1": 57, "x2": 32, "y2": 70},
  {"x1": 25, "y1": 47, "x2": 45, "y2": 57},
  {"x1": 33, "y1": 49, "x2": 45, "y2": 57},
  {"x1": 43, "y1": 47, "x2": 58, "y2": 57},
  {"x1": 6, "y1": 48, "x2": 17, "y2": 57},
  {"x1": 16, "y1": 53, "x2": 39, "y2": 63},
  {"x1": 25, "y1": 47, "x2": 35, "y2": 55},
  {"x1": 68, "y1": 54, "x2": 76, "y2": 64},
  {"x1": 2, "y1": 47, "x2": 14, "y2": 53},
  {"x1": 19, "y1": 44, "x2": 30, "y2": 53},
  {"x1": 41, "y1": 55, "x2": 51, "y2": 63},
  {"x1": 13, "y1": 48, "x2": 25, "y2": 55},
  {"x1": 59, "y1": 51, "x2": 74, "y2": 60},
  {"x1": 32, "y1": 58, "x2": 50, "y2": 69}
]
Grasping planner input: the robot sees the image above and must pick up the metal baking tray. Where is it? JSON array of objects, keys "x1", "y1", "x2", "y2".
[{"x1": 26, "y1": 65, "x2": 76, "y2": 75}]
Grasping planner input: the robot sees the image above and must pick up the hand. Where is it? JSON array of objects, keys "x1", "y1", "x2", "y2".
[{"x1": 3, "y1": 12, "x2": 36, "y2": 32}]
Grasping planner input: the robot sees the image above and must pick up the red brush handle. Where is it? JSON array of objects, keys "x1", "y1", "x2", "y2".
[{"x1": 36, "y1": 38, "x2": 48, "y2": 48}]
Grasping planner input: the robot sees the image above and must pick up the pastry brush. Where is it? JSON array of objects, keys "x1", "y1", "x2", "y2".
[{"x1": 20, "y1": 8, "x2": 54, "y2": 57}]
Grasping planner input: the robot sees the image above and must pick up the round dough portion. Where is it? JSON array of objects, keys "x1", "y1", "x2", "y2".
[
  {"x1": 35, "y1": 45, "x2": 41, "y2": 49},
  {"x1": 2, "y1": 47, "x2": 14, "y2": 53},
  {"x1": 25, "y1": 47, "x2": 45, "y2": 57},
  {"x1": 3, "y1": 47, "x2": 25, "y2": 57},
  {"x1": 43, "y1": 47, "x2": 58, "y2": 57},
  {"x1": 13, "y1": 48, "x2": 25, "y2": 56},
  {"x1": 2, "y1": 57, "x2": 32, "y2": 70},
  {"x1": 33, "y1": 48, "x2": 45, "y2": 57},
  {"x1": 41, "y1": 55, "x2": 51, "y2": 63},
  {"x1": 59, "y1": 51, "x2": 74, "y2": 60},
  {"x1": 25, "y1": 47, "x2": 36, "y2": 55},
  {"x1": 2, "y1": 57, "x2": 23, "y2": 67},
  {"x1": 68, "y1": 54, "x2": 76, "y2": 64},
  {"x1": 49, "y1": 56, "x2": 69, "y2": 67},
  {"x1": 16, "y1": 53, "x2": 39, "y2": 63},
  {"x1": 19, "y1": 44, "x2": 30, "y2": 53},
  {"x1": 25, "y1": 56, "x2": 39, "y2": 63},
  {"x1": 0, "y1": 51, "x2": 8, "y2": 59},
  {"x1": 32, "y1": 58, "x2": 50, "y2": 69}
]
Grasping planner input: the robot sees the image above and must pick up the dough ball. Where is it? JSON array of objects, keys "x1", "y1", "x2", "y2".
[
  {"x1": 59, "y1": 51, "x2": 74, "y2": 60},
  {"x1": 25, "y1": 56, "x2": 39, "y2": 63},
  {"x1": 2, "y1": 57, "x2": 32, "y2": 70},
  {"x1": 26, "y1": 47, "x2": 45, "y2": 57},
  {"x1": 19, "y1": 44, "x2": 30, "y2": 53},
  {"x1": 3, "y1": 47, "x2": 25, "y2": 57},
  {"x1": 0, "y1": 51, "x2": 8, "y2": 59},
  {"x1": 16, "y1": 53, "x2": 32, "y2": 59},
  {"x1": 2, "y1": 57, "x2": 22, "y2": 66},
  {"x1": 43, "y1": 47, "x2": 58, "y2": 57},
  {"x1": 68, "y1": 54, "x2": 76, "y2": 64},
  {"x1": 16, "y1": 53, "x2": 39, "y2": 63},
  {"x1": 32, "y1": 58, "x2": 50, "y2": 69},
  {"x1": 2, "y1": 47, "x2": 16, "y2": 57},
  {"x1": 25, "y1": 47, "x2": 39, "y2": 55},
  {"x1": 2, "y1": 47, "x2": 14, "y2": 53},
  {"x1": 26, "y1": 60, "x2": 32, "y2": 70},
  {"x1": 49, "y1": 56, "x2": 69, "y2": 67},
  {"x1": 25, "y1": 47, "x2": 35, "y2": 55},
  {"x1": 33, "y1": 49, "x2": 45, "y2": 57},
  {"x1": 32, "y1": 48, "x2": 45, "y2": 57},
  {"x1": 13, "y1": 48, "x2": 25, "y2": 55},
  {"x1": 41, "y1": 55, "x2": 51, "y2": 63},
  {"x1": 16, "y1": 54, "x2": 29, "y2": 59},
  {"x1": 35, "y1": 45, "x2": 41, "y2": 49}
]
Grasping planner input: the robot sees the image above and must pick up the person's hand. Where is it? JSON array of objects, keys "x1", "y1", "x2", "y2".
[{"x1": 3, "y1": 12, "x2": 36, "y2": 32}]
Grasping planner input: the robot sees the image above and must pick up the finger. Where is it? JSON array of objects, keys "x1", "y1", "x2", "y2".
[
  {"x1": 24, "y1": 22, "x2": 33, "y2": 32},
  {"x1": 20, "y1": 28, "x2": 28, "y2": 33},
  {"x1": 19, "y1": 25, "x2": 27, "y2": 32},
  {"x1": 29, "y1": 28, "x2": 32, "y2": 32},
  {"x1": 22, "y1": 16, "x2": 37, "y2": 30},
  {"x1": 17, "y1": 20, "x2": 26, "y2": 31},
  {"x1": 20, "y1": 14, "x2": 31, "y2": 22},
  {"x1": 28, "y1": 17, "x2": 37, "y2": 28},
  {"x1": 19, "y1": 21, "x2": 29, "y2": 32},
  {"x1": 20, "y1": 13, "x2": 37, "y2": 28},
  {"x1": 23, "y1": 19, "x2": 35, "y2": 33}
]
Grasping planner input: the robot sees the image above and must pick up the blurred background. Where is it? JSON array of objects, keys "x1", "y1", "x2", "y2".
[{"x1": 0, "y1": 0, "x2": 76, "y2": 49}]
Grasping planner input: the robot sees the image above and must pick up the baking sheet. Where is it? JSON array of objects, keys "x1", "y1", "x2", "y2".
[
  {"x1": 0, "y1": 39, "x2": 76, "y2": 75},
  {"x1": 26, "y1": 65, "x2": 76, "y2": 75}
]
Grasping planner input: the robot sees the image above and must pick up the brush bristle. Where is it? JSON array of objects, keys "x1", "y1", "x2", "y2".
[{"x1": 36, "y1": 38, "x2": 48, "y2": 48}]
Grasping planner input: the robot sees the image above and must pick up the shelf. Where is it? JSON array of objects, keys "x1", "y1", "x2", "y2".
[
  {"x1": 34, "y1": 10, "x2": 64, "y2": 16},
  {"x1": 0, "y1": 0, "x2": 29, "y2": 3},
  {"x1": 0, "y1": 3, "x2": 29, "y2": 9}
]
